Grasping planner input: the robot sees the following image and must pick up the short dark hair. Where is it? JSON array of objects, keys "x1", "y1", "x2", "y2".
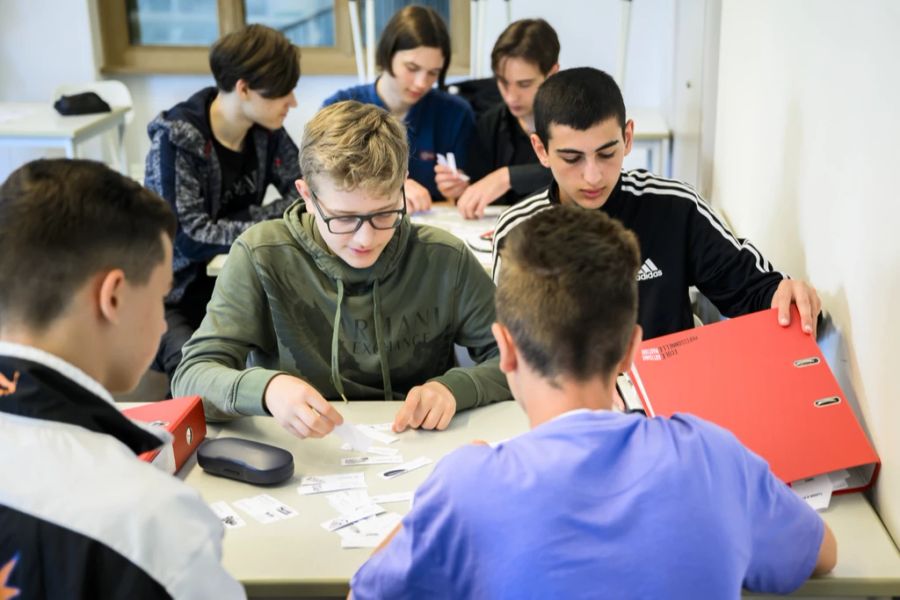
[
  {"x1": 377, "y1": 5, "x2": 451, "y2": 89},
  {"x1": 0, "y1": 159, "x2": 176, "y2": 331},
  {"x1": 533, "y1": 67, "x2": 626, "y2": 146},
  {"x1": 496, "y1": 205, "x2": 640, "y2": 381},
  {"x1": 491, "y1": 19, "x2": 560, "y2": 76},
  {"x1": 209, "y1": 24, "x2": 300, "y2": 98}
]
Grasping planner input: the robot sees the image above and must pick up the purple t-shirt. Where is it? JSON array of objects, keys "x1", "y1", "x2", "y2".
[{"x1": 351, "y1": 410, "x2": 824, "y2": 599}]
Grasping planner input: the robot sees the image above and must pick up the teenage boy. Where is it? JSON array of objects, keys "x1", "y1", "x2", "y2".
[
  {"x1": 173, "y1": 101, "x2": 509, "y2": 436},
  {"x1": 0, "y1": 159, "x2": 243, "y2": 599},
  {"x1": 436, "y1": 18, "x2": 559, "y2": 218},
  {"x1": 492, "y1": 67, "x2": 822, "y2": 340},
  {"x1": 145, "y1": 24, "x2": 302, "y2": 385},
  {"x1": 350, "y1": 205, "x2": 836, "y2": 599}
]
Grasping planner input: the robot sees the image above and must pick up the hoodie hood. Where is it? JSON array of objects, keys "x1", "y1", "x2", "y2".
[
  {"x1": 146, "y1": 87, "x2": 217, "y2": 160},
  {"x1": 283, "y1": 202, "x2": 412, "y2": 400}
]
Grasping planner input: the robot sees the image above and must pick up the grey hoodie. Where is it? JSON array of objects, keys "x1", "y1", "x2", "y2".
[{"x1": 172, "y1": 202, "x2": 511, "y2": 420}]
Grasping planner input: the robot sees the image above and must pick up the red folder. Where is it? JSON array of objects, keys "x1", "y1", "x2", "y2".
[
  {"x1": 622, "y1": 308, "x2": 879, "y2": 493},
  {"x1": 123, "y1": 395, "x2": 207, "y2": 473}
]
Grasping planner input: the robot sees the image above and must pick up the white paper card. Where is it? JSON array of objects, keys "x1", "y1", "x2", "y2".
[
  {"x1": 341, "y1": 455, "x2": 404, "y2": 466},
  {"x1": 357, "y1": 424, "x2": 399, "y2": 445},
  {"x1": 210, "y1": 500, "x2": 246, "y2": 529},
  {"x1": 340, "y1": 443, "x2": 399, "y2": 456},
  {"x1": 369, "y1": 491, "x2": 414, "y2": 505},
  {"x1": 297, "y1": 472, "x2": 367, "y2": 495},
  {"x1": 354, "y1": 512, "x2": 402, "y2": 536},
  {"x1": 320, "y1": 503, "x2": 384, "y2": 532},
  {"x1": 334, "y1": 422, "x2": 372, "y2": 452},
  {"x1": 379, "y1": 456, "x2": 433, "y2": 480},
  {"x1": 234, "y1": 494, "x2": 298, "y2": 523},
  {"x1": 326, "y1": 489, "x2": 373, "y2": 515},
  {"x1": 336, "y1": 513, "x2": 402, "y2": 548},
  {"x1": 792, "y1": 475, "x2": 833, "y2": 511}
]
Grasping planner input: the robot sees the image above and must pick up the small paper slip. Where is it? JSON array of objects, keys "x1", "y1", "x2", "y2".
[
  {"x1": 379, "y1": 456, "x2": 433, "y2": 480},
  {"x1": 320, "y1": 503, "x2": 384, "y2": 532},
  {"x1": 354, "y1": 511, "x2": 402, "y2": 536},
  {"x1": 340, "y1": 443, "x2": 399, "y2": 456},
  {"x1": 334, "y1": 421, "x2": 372, "y2": 452},
  {"x1": 827, "y1": 469, "x2": 851, "y2": 491},
  {"x1": 357, "y1": 424, "x2": 399, "y2": 445},
  {"x1": 435, "y1": 152, "x2": 469, "y2": 180},
  {"x1": 297, "y1": 472, "x2": 367, "y2": 495},
  {"x1": 791, "y1": 475, "x2": 833, "y2": 511},
  {"x1": 210, "y1": 500, "x2": 246, "y2": 529},
  {"x1": 368, "y1": 422, "x2": 395, "y2": 432},
  {"x1": 326, "y1": 489, "x2": 373, "y2": 515},
  {"x1": 234, "y1": 494, "x2": 298, "y2": 524},
  {"x1": 341, "y1": 455, "x2": 404, "y2": 466},
  {"x1": 369, "y1": 491, "x2": 414, "y2": 505},
  {"x1": 337, "y1": 513, "x2": 403, "y2": 548}
]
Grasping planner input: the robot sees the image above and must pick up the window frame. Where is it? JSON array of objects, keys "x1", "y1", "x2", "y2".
[{"x1": 97, "y1": 0, "x2": 470, "y2": 76}]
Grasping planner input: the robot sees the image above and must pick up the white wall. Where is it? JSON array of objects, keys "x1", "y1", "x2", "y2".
[
  {"x1": 713, "y1": 0, "x2": 900, "y2": 546},
  {"x1": 0, "y1": 0, "x2": 100, "y2": 178}
]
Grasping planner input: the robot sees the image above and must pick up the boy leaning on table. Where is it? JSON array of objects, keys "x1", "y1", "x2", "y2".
[
  {"x1": 349, "y1": 205, "x2": 836, "y2": 599},
  {"x1": 173, "y1": 100, "x2": 510, "y2": 437},
  {"x1": 0, "y1": 159, "x2": 243, "y2": 599}
]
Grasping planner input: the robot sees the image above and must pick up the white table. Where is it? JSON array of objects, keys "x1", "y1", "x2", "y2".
[
  {"x1": 0, "y1": 102, "x2": 129, "y2": 174},
  {"x1": 629, "y1": 107, "x2": 671, "y2": 177},
  {"x1": 206, "y1": 204, "x2": 501, "y2": 276},
  {"x1": 178, "y1": 401, "x2": 900, "y2": 598}
]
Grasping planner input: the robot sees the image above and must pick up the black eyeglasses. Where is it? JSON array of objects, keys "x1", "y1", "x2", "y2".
[{"x1": 308, "y1": 187, "x2": 407, "y2": 234}]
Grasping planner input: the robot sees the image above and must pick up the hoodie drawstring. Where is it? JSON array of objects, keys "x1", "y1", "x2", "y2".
[
  {"x1": 330, "y1": 278, "x2": 393, "y2": 401},
  {"x1": 330, "y1": 279, "x2": 349, "y2": 403},
  {"x1": 372, "y1": 279, "x2": 392, "y2": 400}
]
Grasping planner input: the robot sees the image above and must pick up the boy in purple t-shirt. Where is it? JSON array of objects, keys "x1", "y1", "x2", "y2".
[{"x1": 350, "y1": 205, "x2": 836, "y2": 599}]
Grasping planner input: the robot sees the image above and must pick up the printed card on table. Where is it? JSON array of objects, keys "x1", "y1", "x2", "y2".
[{"x1": 297, "y1": 472, "x2": 367, "y2": 495}]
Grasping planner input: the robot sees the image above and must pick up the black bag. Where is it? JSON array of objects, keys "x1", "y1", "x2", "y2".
[{"x1": 53, "y1": 91, "x2": 111, "y2": 116}]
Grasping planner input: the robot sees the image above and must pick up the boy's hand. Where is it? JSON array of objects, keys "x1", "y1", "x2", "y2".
[
  {"x1": 404, "y1": 178, "x2": 433, "y2": 214},
  {"x1": 393, "y1": 381, "x2": 456, "y2": 432},
  {"x1": 771, "y1": 278, "x2": 822, "y2": 336},
  {"x1": 264, "y1": 374, "x2": 344, "y2": 438},
  {"x1": 456, "y1": 167, "x2": 510, "y2": 219},
  {"x1": 434, "y1": 164, "x2": 469, "y2": 200}
]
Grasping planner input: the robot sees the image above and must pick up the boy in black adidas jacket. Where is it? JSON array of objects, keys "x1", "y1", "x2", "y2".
[{"x1": 492, "y1": 67, "x2": 821, "y2": 340}]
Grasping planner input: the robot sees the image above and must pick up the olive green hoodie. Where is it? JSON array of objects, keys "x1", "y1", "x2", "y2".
[{"x1": 172, "y1": 202, "x2": 511, "y2": 421}]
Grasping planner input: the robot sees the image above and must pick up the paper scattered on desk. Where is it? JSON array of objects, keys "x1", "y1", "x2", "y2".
[
  {"x1": 209, "y1": 500, "x2": 246, "y2": 529},
  {"x1": 791, "y1": 475, "x2": 833, "y2": 511},
  {"x1": 234, "y1": 494, "x2": 298, "y2": 524},
  {"x1": 357, "y1": 424, "x2": 399, "y2": 445},
  {"x1": 326, "y1": 490, "x2": 372, "y2": 514},
  {"x1": 340, "y1": 443, "x2": 399, "y2": 456},
  {"x1": 334, "y1": 421, "x2": 372, "y2": 452},
  {"x1": 341, "y1": 455, "x2": 404, "y2": 466},
  {"x1": 297, "y1": 472, "x2": 367, "y2": 495},
  {"x1": 320, "y1": 503, "x2": 384, "y2": 532},
  {"x1": 338, "y1": 512, "x2": 403, "y2": 548},
  {"x1": 369, "y1": 491, "x2": 414, "y2": 505},
  {"x1": 379, "y1": 456, "x2": 433, "y2": 480},
  {"x1": 828, "y1": 469, "x2": 851, "y2": 491},
  {"x1": 436, "y1": 152, "x2": 470, "y2": 181}
]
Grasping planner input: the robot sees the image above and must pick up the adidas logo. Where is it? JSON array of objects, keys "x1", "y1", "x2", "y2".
[{"x1": 637, "y1": 258, "x2": 663, "y2": 281}]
